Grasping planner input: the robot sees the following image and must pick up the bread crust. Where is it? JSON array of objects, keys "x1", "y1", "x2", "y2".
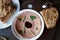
[{"x1": 40, "y1": 7, "x2": 58, "y2": 29}]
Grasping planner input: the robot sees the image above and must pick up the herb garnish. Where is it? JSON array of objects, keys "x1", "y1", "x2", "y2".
[
  {"x1": 30, "y1": 16, "x2": 36, "y2": 20},
  {"x1": 17, "y1": 16, "x2": 26, "y2": 22},
  {"x1": 23, "y1": 16, "x2": 26, "y2": 22},
  {"x1": 18, "y1": 30, "x2": 23, "y2": 34},
  {"x1": 36, "y1": 27, "x2": 38, "y2": 30},
  {"x1": 17, "y1": 18, "x2": 22, "y2": 21}
]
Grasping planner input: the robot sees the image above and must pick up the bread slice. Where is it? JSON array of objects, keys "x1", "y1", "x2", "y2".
[
  {"x1": 40, "y1": 7, "x2": 58, "y2": 29},
  {"x1": 0, "y1": 0, "x2": 16, "y2": 23}
]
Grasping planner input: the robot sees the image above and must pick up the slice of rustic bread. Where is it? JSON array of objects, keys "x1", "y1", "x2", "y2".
[{"x1": 40, "y1": 7, "x2": 58, "y2": 29}]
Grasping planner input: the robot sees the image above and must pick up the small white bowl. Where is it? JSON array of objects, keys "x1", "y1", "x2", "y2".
[
  {"x1": 0, "y1": 0, "x2": 20, "y2": 29},
  {"x1": 11, "y1": 9, "x2": 44, "y2": 40}
]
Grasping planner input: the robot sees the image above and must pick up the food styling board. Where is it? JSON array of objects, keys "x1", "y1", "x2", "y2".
[{"x1": 0, "y1": 0, "x2": 60, "y2": 40}]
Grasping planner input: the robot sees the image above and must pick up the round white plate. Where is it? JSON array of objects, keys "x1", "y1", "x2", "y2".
[
  {"x1": 0, "y1": 0, "x2": 20, "y2": 29},
  {"x1": 11, "y1": 9, "x2": 44, "y2": 40}
]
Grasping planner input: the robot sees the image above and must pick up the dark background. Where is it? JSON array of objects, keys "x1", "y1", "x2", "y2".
[
  {"x1": 0, "y1": 0, "x2": 60, "y2": 40},
  {"x1": 20, "y1": 0, "x2": 60, "y2": 40}
]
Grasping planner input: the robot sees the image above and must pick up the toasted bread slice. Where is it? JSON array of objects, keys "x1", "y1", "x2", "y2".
[
  {"x1": 40, "y1": 7, "x2": 58, "y2": 29},
  {"x1": 0, "y1": 0, "x2": 16, "y2": 23}
]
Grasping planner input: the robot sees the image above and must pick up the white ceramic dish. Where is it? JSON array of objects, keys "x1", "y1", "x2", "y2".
[
  {"x1": 0, "y1": 0, "x2": 20, "y2": 29},
  {"x1": 11, "y1": 9, "x2": 44, "y2": 40}
]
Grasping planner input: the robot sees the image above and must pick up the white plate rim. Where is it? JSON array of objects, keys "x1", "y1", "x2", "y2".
[
  {"x1": 11, "y1": 9, "x2": 44, "y2": 40},
  {"x1": 0, "y1": 0, "x2": 20, "y2": 29}
]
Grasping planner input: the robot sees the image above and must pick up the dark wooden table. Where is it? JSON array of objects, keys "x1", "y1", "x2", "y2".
[
  {"x1": 20, "y1": 0, "x2": 57, "y2": 40},
  {"x1": 0, "y1": 0, "x2": 60, "y2": 40}
]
